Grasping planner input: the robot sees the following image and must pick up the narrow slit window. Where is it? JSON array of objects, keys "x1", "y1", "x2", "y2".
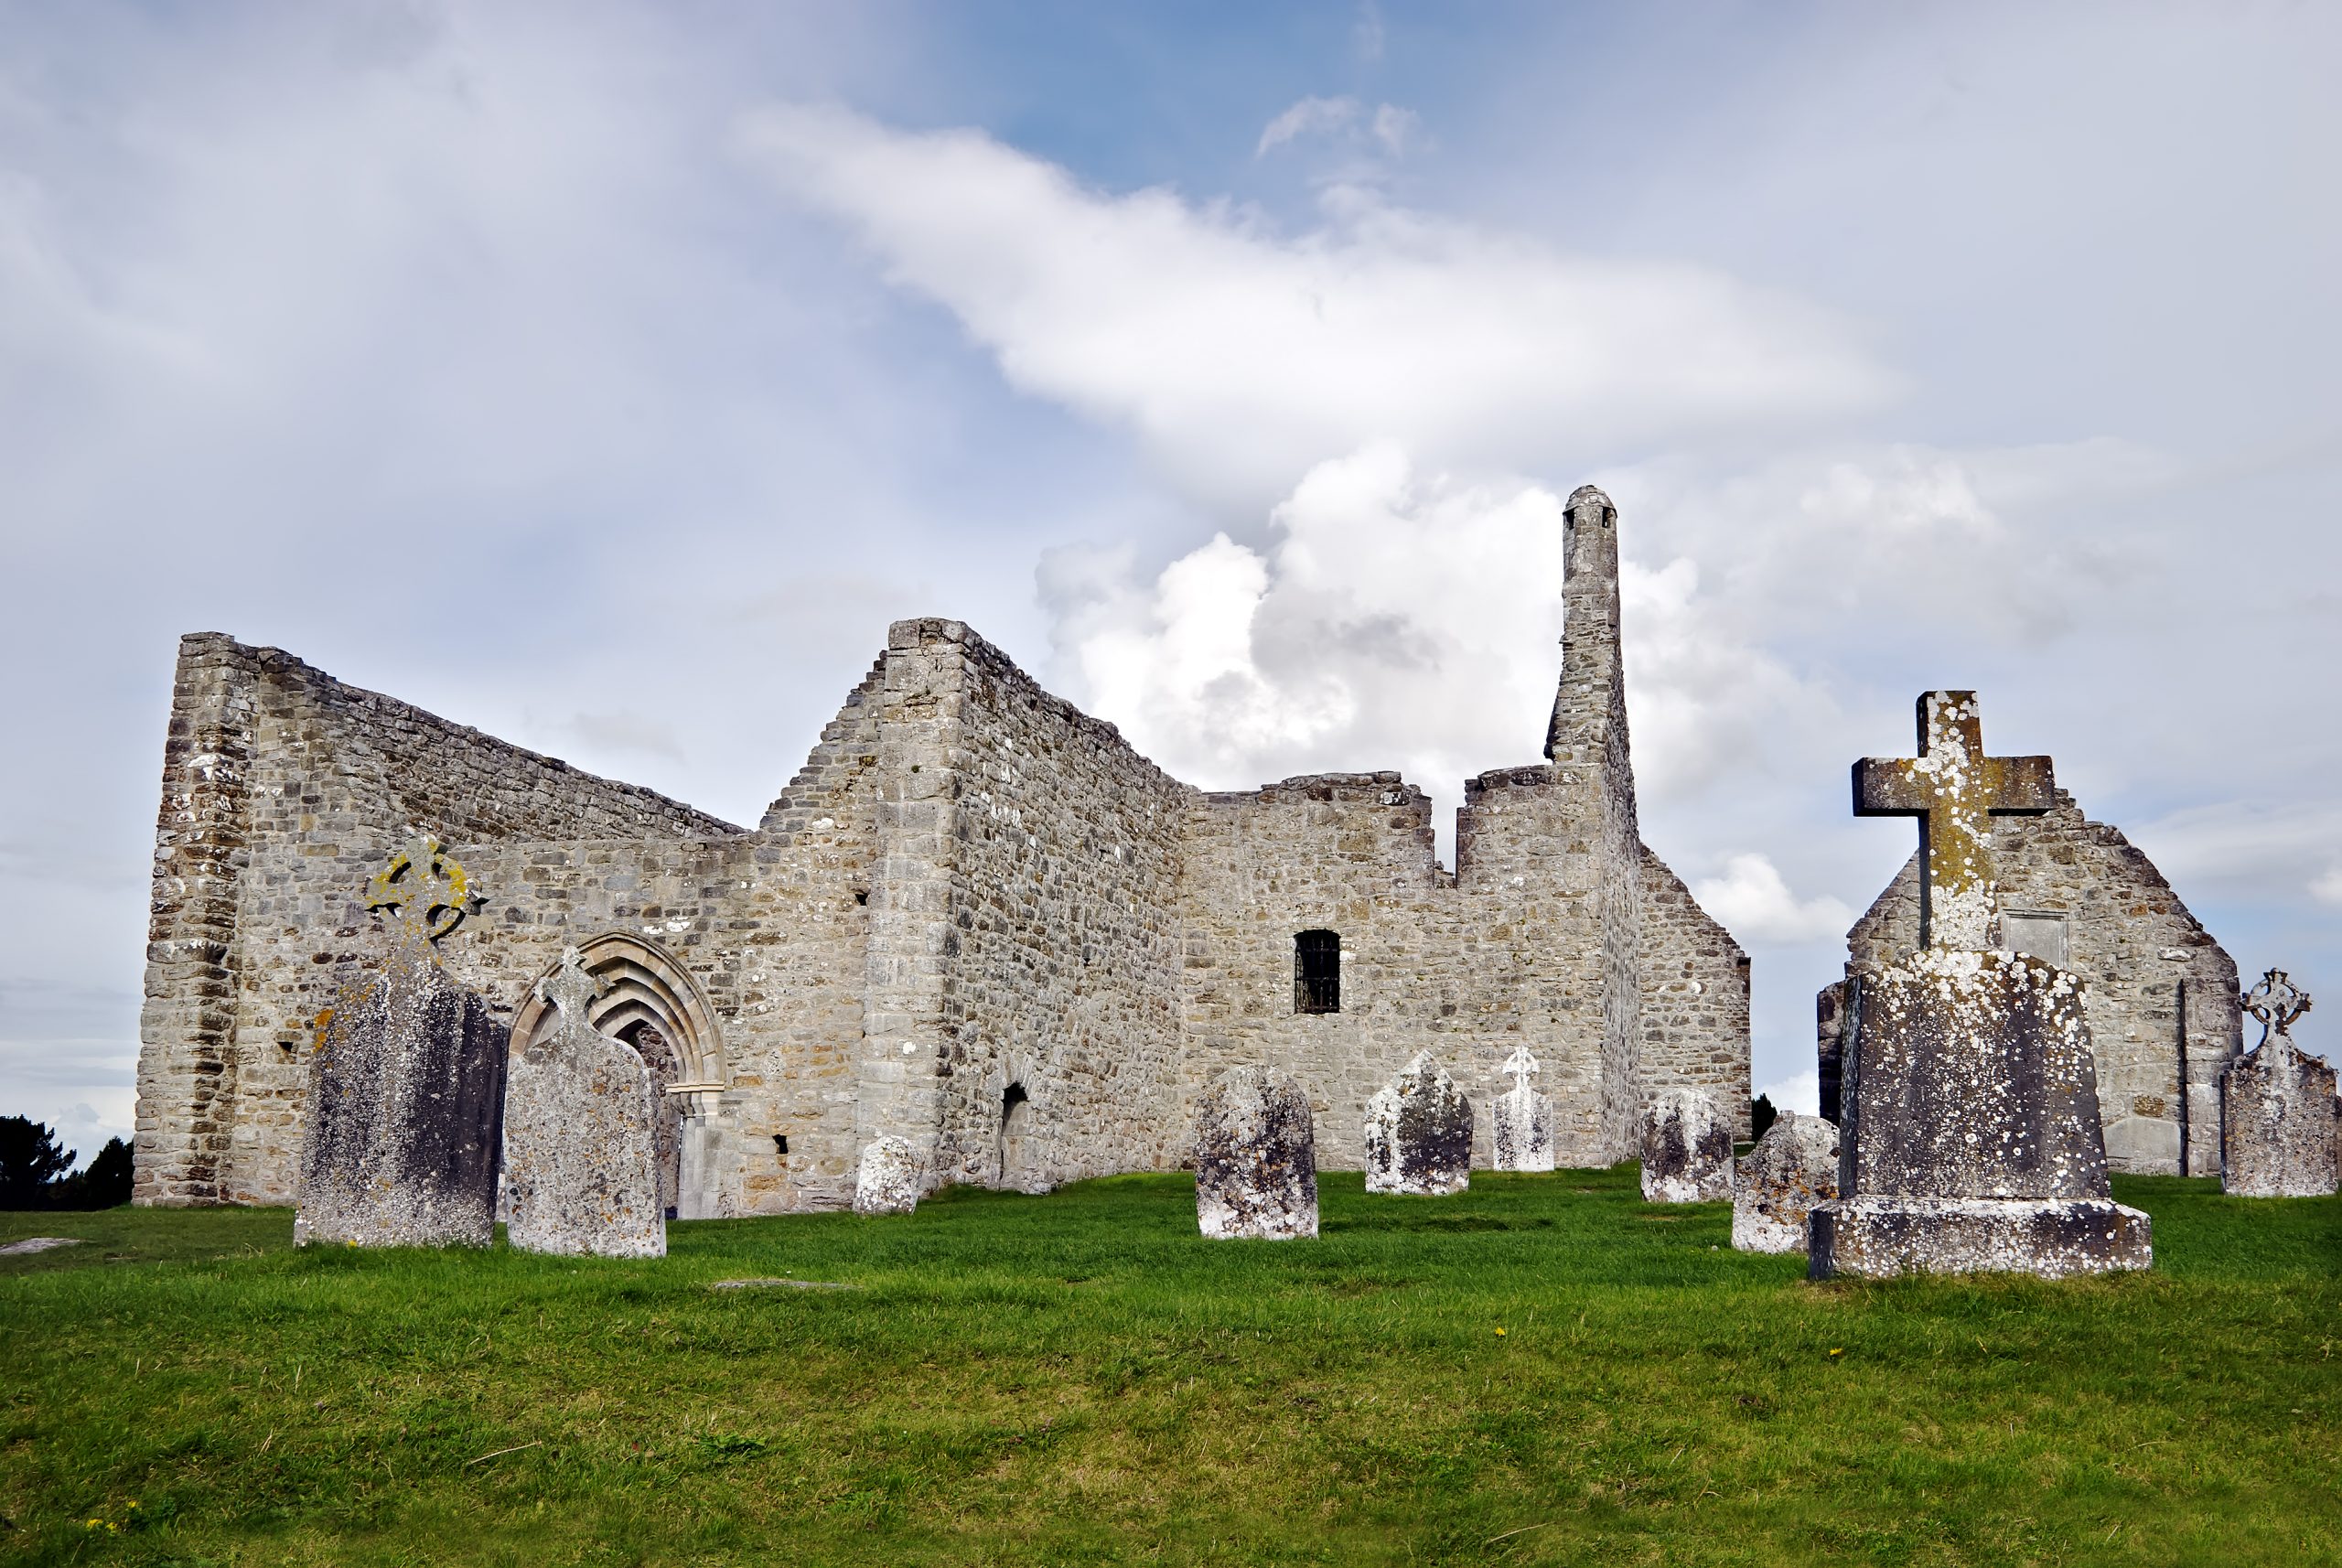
[{"x1": 1295, "y1": 929, "x2": 1341, "y2": 1015}]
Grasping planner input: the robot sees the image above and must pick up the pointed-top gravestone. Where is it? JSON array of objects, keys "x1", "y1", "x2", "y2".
[
  {"x1": 1364, "y1": 1052, "x2": 1471, "y2": 1196},
  {"x1": 1490, "y1": 1047, "x2": 1555, "y2": 1173},
  {"x1": 2222, "y1": 970, "x2": 2337, "y2": 1197},
  {"x1": 1732, "y1": 1112, "x2": 1839, "y2": 1253},
  {"x1": 1810, "y1": 693, "x2": 2152, "y2": 1279},
  {"x1": 295, "y1": 835, "x2": 506, "y2": 1248},
  {"x1": 502, "y1": 946, "x2": 666, "y2": 1257}
]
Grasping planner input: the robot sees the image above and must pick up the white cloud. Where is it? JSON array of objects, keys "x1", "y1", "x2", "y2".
[
  {"x1": 1756, "y1": 1070, "x2": 1820, "y2": 1117},
  {"x1": 1044, "y1": 445, "x2": 1571, "y2": 797},
  {"x1": 1692, "y1": 854, "x2": 1856, "y2": 946},
  {"x1": 2315, "y1": 867, "x2": 2342, "y2": 908},
  {"x1": 738, "y1": 102, "x2": 1896, "y2": 506},
  {"x1": 1256, "y1": 96, "x2": 1361, "y2": 156},
  {"x1": 1370, "y1": 103, "x2": 1420, "y2": 156}
]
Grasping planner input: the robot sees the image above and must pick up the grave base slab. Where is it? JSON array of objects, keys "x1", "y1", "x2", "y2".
[{"x1": 1808, "y1": 1195, "x2": 2150, "y2": 1281}]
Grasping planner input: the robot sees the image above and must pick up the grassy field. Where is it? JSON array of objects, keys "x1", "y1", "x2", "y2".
[{"x1": 2, "y1": 1168, "x2": 2337, "y2": 1566}]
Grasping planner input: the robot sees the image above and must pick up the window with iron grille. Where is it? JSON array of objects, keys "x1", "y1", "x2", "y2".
[{"x1": 1295, "y1": 929, "x2": 1341, "y2": 1014}]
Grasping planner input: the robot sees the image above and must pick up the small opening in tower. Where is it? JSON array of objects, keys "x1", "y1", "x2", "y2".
[
  {"x1": 1002, "y1": 1082, "x2": 1029, "y2": 1122},
  {"x1": 773, "y1": 1133, "x2": 788, "y2": 1155},
  {"x1": 1295, "y1": 929, "x2": 1341, "y2": 1014}
]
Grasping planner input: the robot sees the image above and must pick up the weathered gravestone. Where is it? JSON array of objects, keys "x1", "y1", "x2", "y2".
[
  {"x1": 1732, "y1": 1112, "x2": 1839, "y2": 1253},
  {"x1": 1194, "y1": 1067, "x2": 1317, "y2": 1239},
  {"x1": 1809, "y1": 692, "x2": 2151, "y2": 1279},
  {"x1": 1639, "y1": 1088, "x2": 1733, "y2": 1202},
  {"x1": 295, "y1": 836, "x2": 505, "y2": 1248},
  {"x1": 502, "y1": 947, "x2": 665, "y2": 1257},
  {"x1": 854, "y1": 1135, "x2": 922, "y2": 1216},
  {"x1": 2222, "y1": 970, "x2": 2338, "y2": 1197},
  {"x1": 1363, "y1": 1052, "x2": 1471, "y2": 1196},
  {"x1": 1490, "y1": 1047, "x2": 1555, "y2": 1172}
]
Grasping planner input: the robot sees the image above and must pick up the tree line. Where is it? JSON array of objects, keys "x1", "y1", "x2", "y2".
[{"x1": 2, "y1": 1117, "x2": 134, "y2": 1209}]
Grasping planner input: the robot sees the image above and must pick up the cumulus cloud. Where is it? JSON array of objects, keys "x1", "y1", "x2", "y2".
[
  {"x1": 737, "y1": 102, "x2": 1896, "y2": 506},
  {"x1": 1692, "y1": 854, "x2": 1857, "y2": 946},
  {"x1": 1756, "y1": 1070, "x2": 1821, "y2": 1117},
  {"x1": 1042, "y1": 445, "x2": 1572, "y2": 798},
  {"x1": 2315, "y1": 867, "x2": 2342, "y2": 908}
]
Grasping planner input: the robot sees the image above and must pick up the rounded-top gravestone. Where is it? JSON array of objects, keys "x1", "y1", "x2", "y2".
[
  {"x1": 1639, "y1": 1088, "x2": 1733, "y2": 1203},
  {"x1": 1194, "y1": 1067, "x2": 1317, "y2": 1240},
  {"x1": 854, "y1": 1135, "x2": 923, "y2": 1216},
  {"x1": 1364, "y1": 1052, "x2": 1471, "y2": 1197}
]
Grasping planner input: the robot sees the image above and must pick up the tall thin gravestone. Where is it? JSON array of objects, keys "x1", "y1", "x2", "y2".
[
  {"x1": 295, "y1": 836, "x2": 506, "y2": 1248},
  {"x1": 1808, "y1": 692, "x2": 2151, "y2": 1279},
  {"x1": 1490, "y1": 1047, "x2": 1555, "y2": 1172},
  {"x1": 502, "y1": 946, "x2": 666, "y2": 1257},
  {"x1": 2222, "y1": 970, "x2": 2338, "y2": 1197}
]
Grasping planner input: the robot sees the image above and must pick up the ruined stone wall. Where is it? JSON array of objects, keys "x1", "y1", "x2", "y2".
[
  {"x1": 1637, "y1": 847, "x2": 1753, "y2": 1138},
  {"x1": 1179, "y1": 773, "x2": 1461, "y2": 1170},
  {"x1": 134, "y1": 634, "x2": 910, "y2": 1214},
  {"x1": 1177, "y1": 768, "x2": 1686, "y2": 1171},
  {"x1": 913, "y1": 621, "x2": 1193, "y2": 1187},
  {"x1": 1831, "y1": 792, "x2": 2241, "y2": 1175}
]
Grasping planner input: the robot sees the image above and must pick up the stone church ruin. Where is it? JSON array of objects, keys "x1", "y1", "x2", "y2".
[{"x1": 134, "y1": 485, "x2": 1752, "y2": 1214}]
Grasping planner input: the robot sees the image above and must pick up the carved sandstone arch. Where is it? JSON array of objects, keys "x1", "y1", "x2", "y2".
[{"x1": 509, "y1": 932, "x2": 725, "y2": 1084}]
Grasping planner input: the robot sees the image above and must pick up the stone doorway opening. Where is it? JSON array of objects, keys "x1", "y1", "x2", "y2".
[{"x1": 999, "y1": 1082, "x2": 1039, "y2": 1192}]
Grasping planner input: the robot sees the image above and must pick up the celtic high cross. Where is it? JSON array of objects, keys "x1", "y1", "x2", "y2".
[
  {"x1": 1853, "y1": 691, "x2": 2056, "y2": 950},
  {"x1": 2240, "y1": 969, "x2": 2311, "y2": 1047},
  {"x1": 364, "y1": 833, "x2": 482, "y2": 955},
  {"x1": 1501, "y1": 1046, "x2": 1541, "y2": 1094}
]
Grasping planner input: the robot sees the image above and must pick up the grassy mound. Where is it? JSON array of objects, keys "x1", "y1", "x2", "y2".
[{"x1": 3, "y1": 1167, "x2": 2337, "y2": 1564}]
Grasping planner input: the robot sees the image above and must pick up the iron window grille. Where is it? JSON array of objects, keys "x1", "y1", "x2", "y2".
[{"x1": 1295, "y1": 929, "x2": 1341, "y2": 1014}]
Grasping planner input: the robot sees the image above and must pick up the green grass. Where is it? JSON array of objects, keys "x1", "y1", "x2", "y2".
[{"x1": 3, "y1": 1169, "x2": 2337, "y2": 1566}]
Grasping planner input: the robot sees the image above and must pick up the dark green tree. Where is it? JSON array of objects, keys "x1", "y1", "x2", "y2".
[
  {"x1": 55, "y1": 1137, "x2": 134, "y2": 1210},
  {"x1": 1, "y1": 1117, "x2": 76, "y2": 1209},
  {"x1": 1749, "y1": 1093, "x2": 1778, "y2": 1142}
]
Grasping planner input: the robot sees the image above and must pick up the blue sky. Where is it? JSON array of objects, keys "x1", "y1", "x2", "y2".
[{"x1": 4, "y1": 1, "x2": 2337, "y2": 1161}]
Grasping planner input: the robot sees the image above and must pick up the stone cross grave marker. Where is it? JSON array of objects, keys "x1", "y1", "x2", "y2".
[
  {"x1": 1810, "y1": 692, "x2": 2152, "y2": 1279},
  {"x1": 2222, "y1": 968, "x2": 2337, "y2": 1197},
  {"x1": 1853, "y1": 691, "x2": 2055, "y2": 950},
  {"x1": 1490, "y1": 1047, "x2": 1555, "y2": 1172},
  {"x1": 2242, "y1": 969, "x2": 2313, "y2": 1047},
  {"x1": 502, "y1": 945, "x2": 667, "y2": 1258},
  {"x1": 295, "y1": 835, "x2": 506, "y2": 1248}
]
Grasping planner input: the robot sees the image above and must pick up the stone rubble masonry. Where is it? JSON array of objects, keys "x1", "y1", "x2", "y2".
[
  {"x1": 2219, "y1": 1032, "x2": 2340, "y2": 1197},
  {"x1": 136, "y1": 487, "x2": 1754, "y2": 1212},
  {"x1": 1194, "y1": 1067, "x2": 1318, "y2": 1240},
  {"x1": 1821, "y1": 793, "x2": 2241, "y2": 1176},
  {"x1": 1638, "y1": 1087, "x2": 1733, "y2": 1203},
  {"x1": 1731, "y1": 1112, "x2": 1839, "y2": 1253}
]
